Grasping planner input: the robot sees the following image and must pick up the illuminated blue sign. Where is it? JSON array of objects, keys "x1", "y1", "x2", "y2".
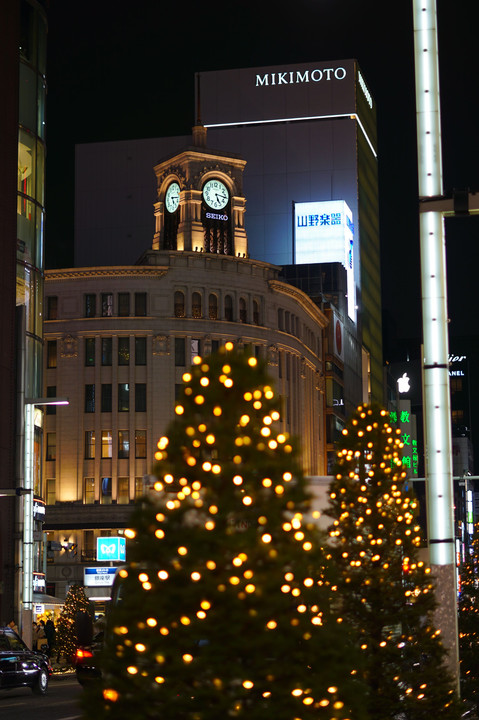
[
  {"x1": 294, "y1": 200, "x2": 356, "y2": 321},
  {"x1": 96, "y1": 536, "x2": 126, "y2": 562}
]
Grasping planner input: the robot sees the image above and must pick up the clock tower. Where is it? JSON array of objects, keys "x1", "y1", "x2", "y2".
[{"x1": 152, "y1": 126, "x2": 248, "y2": 257}]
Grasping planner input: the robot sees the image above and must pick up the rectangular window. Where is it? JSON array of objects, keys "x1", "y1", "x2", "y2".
[
  {"x1": 134, "y1": 292, "x2": 147, "y2": 317},
  {"x1": 85, "y1": 337, "x2": 95, "y2": 366},
  {"x1": 118, "y1": 337, "x2": 130, "y2": 365},
  {"x1": 175, "y1": 337, "x2": 186, "y2": 367},
  {"x1": 47, "y1": 340, "x2": 57, "y2": 368},
  {"x1": 85, "y1": 294, "x2": 96, "y2": 318},
  {"x1": 101, "y1": 431, "x2": 112, "y2": 459},
  {"x1": 84, "y1": 478, "x2": 95, "y2": 504},
  {"x1": 135, "y1": 477, "x2": 144, "y2": 499},
  {"x1": 117, "y1": 477, "x2": 129, "y2": 505},
  {"x1": 135, "y1": 337, "x2": 146, "y2": 365},
  {"x1": 85, "y1": 384, "x2": 95, "y2": 413},
  {"x1": 118, "y1": 383, "x2": 130, "y2": 412},
  {"x1": 101, "y1": 384, "x2": 112, "y2": 413},
  {"x1": 101, "y1": 337, "x2": 112, "y2": 365},
  {"x1": 191, "y1": 338, "x2": 200, "y2": 360},
  {"x1": 47, "y1": 296, "x2": 58, "y2": 320},
  {"x1": 118, "y1": 293, "x2": 130, "y2": 317},
  {"x1": 46, "y1": 385, "x2": 56, "y2": 415},
  {"x1": 135, "y1": 430, "x2": 147, "y2": 458},
  {"x1": 118, "y1": 430, "x2": 129, "y2": 459},
  {"x1": 84, "y1": 530, "x2": 95, "y2": 560},
  {"x1": 135, "y1": 383, "x2": 146, "y2": 412},
  {"x1": 84, "y1": 430, "x2": 95, "y2": 459},
  {"x1": 101, "y1": 477, "x2": 112, "y2": 505},
  {"x1": 46, "y1": 433, "x2": 56, "y2": 461},
  {"x1": 101, "y1": 293, "x2": 113, "y2": 317},
  {"x1": 46, "y1": 478, "x2": 56, "y2": 506}
]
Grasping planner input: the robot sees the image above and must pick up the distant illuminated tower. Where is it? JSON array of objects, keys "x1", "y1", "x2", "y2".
[{"x1": 152, "y1": 126, "x2": 248, "y2": 258}]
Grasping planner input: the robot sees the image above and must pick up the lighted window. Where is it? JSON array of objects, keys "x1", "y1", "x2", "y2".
[
  {"x1": 101, "y1": 431, "x2": 112, "y2": 459},
  {"x1": 84, "y1": 478, "x2": 95, "y2": 504},
  {"x1": 101, "y1": 477, "x2": 112, "y2": 505},
  {"x1": 135, "y1": 477, "x2": 144, "y2": 499},
  {"x1": 117, "y1": 477, "x2": 129, "y2": 505},
  {"x1": 46, "y1": 478, "x2": 55, "y2": 506},
  {"x1": 118, "y1": 430, "x2": 129, "y2": 459},
  {"x1": 84, "y1": 430, "x2": 95, "y2": 459}
]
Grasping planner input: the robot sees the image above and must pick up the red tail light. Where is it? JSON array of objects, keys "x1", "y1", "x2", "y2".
[{"x1": 76, "y1": 648, "x2": 93, "y2": 659}]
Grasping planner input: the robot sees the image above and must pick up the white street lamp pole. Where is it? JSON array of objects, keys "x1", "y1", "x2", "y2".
[{"x1": 412, "y1": 0, "x2": 459, "y2": 682}]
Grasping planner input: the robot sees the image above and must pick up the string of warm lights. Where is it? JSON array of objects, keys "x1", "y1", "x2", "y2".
[
  {"x1": 88, "y1": 344, "x2": 366, "y2": 719},
  {"x1": 327, "y1": 404, "x2": 461, "y2": 719}
]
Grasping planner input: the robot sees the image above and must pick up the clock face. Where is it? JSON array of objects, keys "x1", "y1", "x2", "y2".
[
  {"x1": 165, "y1": 182, "x2": 180, "y2": 213},
  {"x1": 202, "y1": 179, "x2": 229, "y2": 210}
]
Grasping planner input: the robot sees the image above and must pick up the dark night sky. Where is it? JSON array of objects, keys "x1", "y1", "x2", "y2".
[{"x1": 44, "y1": 0, "x2": 479, "y2": 360}]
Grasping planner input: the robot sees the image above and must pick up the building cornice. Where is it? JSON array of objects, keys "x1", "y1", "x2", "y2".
[
  {"x1": 269, "y1": 280, "x2": 329, "y2": 328},
  {"x1": 45, "y1": 266, "x2": 169, "y2": 281}
]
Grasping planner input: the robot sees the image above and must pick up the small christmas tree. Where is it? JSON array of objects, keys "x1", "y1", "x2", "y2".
[
  {"x1": 56, "y1": 584, "x2": 92, "y2": 664},
  {"x1": 84, "y1": 345, "x2": 367, "y2": 720},
  {"x1": 459, "y1": 523, "x2": 479, "y2": 710},
  {"x1": 327, "y1": 404, "x2": 461, "y2": 719}
]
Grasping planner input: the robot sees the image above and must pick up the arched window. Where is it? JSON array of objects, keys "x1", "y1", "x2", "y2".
[
  {"x1": 209, "y1": 294, "x2": 218, "y2": 320},
  {"x1": 174, "y1": 290, "x2": 185, "y2": 318},
  {"x1": 239, "y1": 298, "x2": 247, "y2": 324},
  {"x1": 253, "y1": 299, "x2": 260, "y2": 325},
  {"x1": 192, "y1": 292, "x2": 202, "y2": 318},
  {"x1": 224, "y1": 295, "x2": 233, "y2": 321}
]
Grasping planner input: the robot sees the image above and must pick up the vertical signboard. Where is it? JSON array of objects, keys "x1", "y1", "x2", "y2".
[{"x1": 294, "y1": 200, "x2": 356, "y2": 321}]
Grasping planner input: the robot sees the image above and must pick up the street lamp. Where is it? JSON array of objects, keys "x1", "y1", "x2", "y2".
[{"x1": 22, "y1": 397, "x2": 68, "y2": 648}]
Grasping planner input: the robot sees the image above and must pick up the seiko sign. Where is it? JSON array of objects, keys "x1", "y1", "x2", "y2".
[{"x1": 256, "y1": 67, "x2": 347, "y2": 87}]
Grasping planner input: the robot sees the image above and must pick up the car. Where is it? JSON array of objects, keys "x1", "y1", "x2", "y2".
[
  {"x1": 74, "y1": 633, "x2": 103, "y2": 685},
  {"x1": 74, "y1": 611, "x2": 103, "y2": 686},
  {"x1": 0, "y1": 626, "x2": 52, "y2": 695}
]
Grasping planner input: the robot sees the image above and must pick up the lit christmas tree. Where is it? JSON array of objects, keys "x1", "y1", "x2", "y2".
[
  {"x1": 84, "y1": 345, "x2": 367, "y2": 720},
  {"x1": 458, "y1": 523, "x2": 479, "y2": 710},
  {"x1": 327, "y1": 404, "x2": 461, "y2": 719},
  {"x1": 56, "y1": 584, "x2": 93, "y2": 664}
]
